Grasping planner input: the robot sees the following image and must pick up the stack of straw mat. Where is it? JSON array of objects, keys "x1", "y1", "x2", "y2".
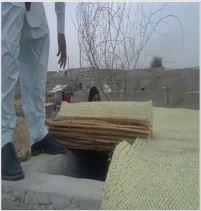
[{"x1": 46, "y1": 101, "x2": 153, "y2": 151}]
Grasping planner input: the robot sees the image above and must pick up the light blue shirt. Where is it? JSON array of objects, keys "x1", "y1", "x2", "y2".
[{"x1": 10, "y1": 2, "x2": 65, "y2": 34}]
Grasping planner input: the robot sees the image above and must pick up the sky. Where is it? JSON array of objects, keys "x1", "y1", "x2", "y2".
[{"x1": 44, "y1": 2, "x2": 199, "y2": 71}]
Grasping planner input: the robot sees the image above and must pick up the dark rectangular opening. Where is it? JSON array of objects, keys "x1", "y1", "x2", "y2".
[{"x1": 41, "y1": 150, "x2": 111, "y2": 181}]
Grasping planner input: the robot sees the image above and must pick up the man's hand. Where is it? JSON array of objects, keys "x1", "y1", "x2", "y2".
[{"x1": 57, "y1": 33, "x2": 67, "y2": 69}]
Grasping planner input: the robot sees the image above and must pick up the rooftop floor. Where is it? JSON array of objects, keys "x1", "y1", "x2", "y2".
[{"x1": 2, "y1": 107, "x2": 199, "y2": 209}]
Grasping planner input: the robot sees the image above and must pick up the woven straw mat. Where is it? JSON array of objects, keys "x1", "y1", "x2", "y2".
[
  {"x1": 56, "y1": 101, "x2": 153, "y2": 123},
  {"x1": 101, "y1": 108, "x2": 199, "y2": 210}
]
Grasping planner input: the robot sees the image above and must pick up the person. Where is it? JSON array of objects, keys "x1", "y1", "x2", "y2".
[
  {"x1": 88, "y1": 86, "x2": 101, "y2": 102},
  {"x1": 2, "y1": 2, "x2": 67, "y2": 181}
]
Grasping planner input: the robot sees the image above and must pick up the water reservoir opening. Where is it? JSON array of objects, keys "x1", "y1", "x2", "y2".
[{"x1": 42, "y1": 149, "x2": 111, "y2": 181}]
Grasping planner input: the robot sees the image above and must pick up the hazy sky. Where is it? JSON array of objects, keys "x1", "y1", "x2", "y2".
[{"x1": 44, "y1": 2, "x2": 199, "y2": 71}]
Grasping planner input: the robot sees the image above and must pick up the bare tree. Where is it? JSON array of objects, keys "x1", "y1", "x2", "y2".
[{"x1": 75, "y1": 2, "x2": 184, "y2": 100}]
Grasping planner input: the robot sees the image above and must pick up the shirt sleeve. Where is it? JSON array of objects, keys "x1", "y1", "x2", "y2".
[{"x1": 55, "y1": 2, "x2": 65, "y2": 34}]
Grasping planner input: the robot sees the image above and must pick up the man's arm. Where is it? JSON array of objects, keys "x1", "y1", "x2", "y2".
[{"x1": 55, "y1": 2, "x2": 67, "y2": 69}]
